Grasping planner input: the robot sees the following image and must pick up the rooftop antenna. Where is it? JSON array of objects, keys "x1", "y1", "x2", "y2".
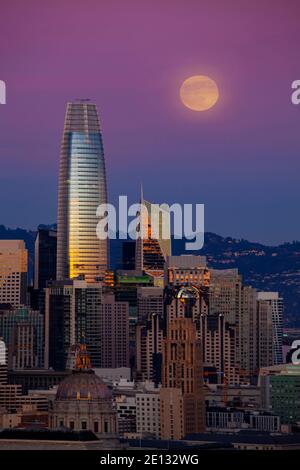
[{"x1": 74, "y1": 98, "x2": 91, "y2": 103}]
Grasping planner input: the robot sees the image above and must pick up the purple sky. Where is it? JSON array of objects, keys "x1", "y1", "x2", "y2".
[{"x1": 0, "y1": 0, "x2": 300, "y2": 244}]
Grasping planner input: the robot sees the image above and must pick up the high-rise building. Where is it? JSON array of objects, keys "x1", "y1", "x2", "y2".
[
  {"x1": 136, "y1": 286, "x2": 164, "y2": 382},
  {"x1": 257, "y1": 292, "x2": 283, "y2": 365},
  {"x1": 34, "y1": 226, "x2": 57, "y2": 290},
  {"x1": 45, "y1": 280, "x2": 129, "y2": 370},
  {"x1": 0, "y1": 307, "x2": 44, "y2": 369},
  {"x1": 0, "y1": 339, "x2": 6, "y2": 366},
  {"x1": 135, "y1": 189, "x2": 171, "y2": 284},
  {"x1": 160, "y1": 287, "x2": 205, "y2": 439},
  {"x1": 45, "y1": 280, "x2": 102, "y2": 370},
  {"x1": 99, "y1": 293, "x2": 129, "y2": 368},
  {"x1": 0, "y1": 339, "x2": 7, "y2": 385},
  {"x1": 122, "y1": 241, "x2": 136, "y2": 270},
  {"x1": 238, "y1": 285, "x2": 258, "y2": 378},
  {"x1": 209, "y1": 268, "x2": 242, "y2": 324},
  {"x1": 136, "y1": 387, "x2": 161, "y2": 438},
  {"x1": 136, "y1": 312, "x2": 164, "y2": 383},
  {"x1": 164, "y1": 264, "x2": 278, "y2": 382},
  {"x1": 165, "y1": 255, "x2": 209, "y2": 288},
  {"x1": 57, "y1": 101, "x2": 108, "y2": 283},
  {"x1": 114, "y1": 270, "x2": 154, "y2": 368},
  {"x1": 199, "y1": 313, "x2": 240, "y2": 386},
  {"x1": 45, "y1": 279, "x2": 100, "y2": 370},
  {"x1": 0, "y1": 240, "x2": 28, "y2": 307},
  {"x1": 256, "y1": 295, "x2": 274, "y2": 369},
  {"x1": 45, "y1": 280, "x2": 77, "y2": 371},
  {"x1": 259, "y1": 364, "x2": 300, "y2": 424},
  {"x1": 137, "y1": 287, "x2": 164, "y2": 323},
  {"x1": 160, "y1": 388, "x2": 183, "y2": 440},
  {"x1": 238, "y1": 287, "x2": 278, "y2": 378}
]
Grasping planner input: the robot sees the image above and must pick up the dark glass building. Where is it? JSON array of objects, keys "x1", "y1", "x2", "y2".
[
  {"x1": 122, "y1": 240, "x2": 135, "y2": 270},
  {"x1": 34, "y1": 226, "x2": 57, "y2": 290}
]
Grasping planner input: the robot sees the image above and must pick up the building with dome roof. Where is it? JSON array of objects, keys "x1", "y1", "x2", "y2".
[{"x1": 50, "y1": 344, "x2": 117, "y2": 434}]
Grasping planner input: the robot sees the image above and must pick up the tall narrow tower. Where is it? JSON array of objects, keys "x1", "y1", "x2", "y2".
[
  {"x1": 160, "y1": 287, "x2": 206, "y2": 439},
  {"x1": 57, "y1": 101, "x2": 108, "y2": 283},
  {"x1": 135, "y1": 186, "x2": 171, "y2": 282}
]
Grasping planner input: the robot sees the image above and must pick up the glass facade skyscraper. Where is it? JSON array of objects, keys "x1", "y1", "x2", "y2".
[
  {"x1": 135, "y1": 188, "x2": 171, "y2": 281},
  {"x1": 57, "y1": 101, "x2": 108, "y2": 283}
]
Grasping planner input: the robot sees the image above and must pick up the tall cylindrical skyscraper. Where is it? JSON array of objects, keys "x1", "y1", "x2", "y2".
[{"x1": 57, "y1": 101, "x2": 108, "y2": 283}]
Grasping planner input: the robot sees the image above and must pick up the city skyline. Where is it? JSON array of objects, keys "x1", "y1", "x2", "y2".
[
  {"x1": 0, "y1": 1, "x2": 300, "y2": 244},
  {"x1": 1, "y1": 1, "x2": 300, "y2": 456}
]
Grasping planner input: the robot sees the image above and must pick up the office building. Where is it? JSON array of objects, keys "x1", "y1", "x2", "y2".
[
  {"x1": 57, "y1": 101, "x2": 108, "y2": 283},
  {"x1": 45, "y1": 280, "x2": 129, "y2": 370},
  {"x1": 0, "y1": 339, "x2": 7, "y2": 385},
  {"x1": 136, "y1": 312, "x2": 164, "y2": 383},
  {"x1": 209, "y1": 268, "x2": 242, "y2": 324},
  {"x1": 199, "y1": 313, "x2": 240, "y2": 386},
  {"x1": 205, "y1": 383, "x2": 261, "y2": 409},
  {"x1": 99, "y1": 293, "x2": 129, "y2": 368},
  {"x1": 115, "y1": 394, "x2": 136, "y2": 435},
  {"x1": 237, "y1": 285, "x2": 258, "y2": 378},
  {"x1": 34, "y1": 226, "x2": 57, "y2": 290},
  {"x1": 137, "y1": 286, "x2": 164, "y2": 323},
  {"x1": 160, "y1": 287, "x2": 205, "y2": 439},
  {"x1": 136, "y1": 387, "x2": 161, "y2": 439},
  {"x1": 259, "y1": 364, "x2": 300, "y2": 424},
  {"x1": 160, "y1": 387, "x2": 184, "y2": 440},
  {"x1": 206, "y1": 407, "x2": 280, "y2": 433},
  {"x1": 257, "y1": 292, "x2": 283, "y2": 365},
  {"x1": 0, "y1": 240, "x2": 28, "y2": 307},
  {"x1": 165, "y1": 255, "x2": 209, "y2": 288},
  {"x1": 257, "y1": 295, "x2": 274, "y2": 369},
  {"x1": 45, "y1": 280, "x2": 79, "y2": 371},
  {"x1": 0, "y1": 307, "x2": 44, "y2": 369},
  {"x1": 122, "y1": 241, "x2": 135, "y2": 270},
  {"x1": 205, "y1": 282, "x2": 275, "y2": 380},
  {"x1": 45, "y1": 279, "x2": 100, "y2": 370},
  {"x1": 135, "y1": 189, "x2": 171, "y2": 283},
  {"x1": 114, "y1": 270, "x2": 153, "y2": 367}
]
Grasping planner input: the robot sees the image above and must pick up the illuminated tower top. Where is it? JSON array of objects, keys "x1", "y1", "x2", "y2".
[{"x1": 135, "y1": 186, "x2": 171, "y2": 283}]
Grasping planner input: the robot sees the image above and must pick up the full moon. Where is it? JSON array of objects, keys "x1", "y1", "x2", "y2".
[{"x1": 180, "y1": 75, "x2": 219, "y2": 111}]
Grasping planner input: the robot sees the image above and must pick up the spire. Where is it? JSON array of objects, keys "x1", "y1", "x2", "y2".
[
  {"x1": 140, "y1": 182, "x2": 144, "y2": 205},
  {"x1": 136, "y1": 183, "x2": 145, "y2": 271},
  {"x1": 75, "y1": 343, "x2": 92, "y2": 371}
]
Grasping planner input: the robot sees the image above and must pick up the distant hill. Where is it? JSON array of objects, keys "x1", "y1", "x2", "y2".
[{"x1": 0, "y1": 225, "x2": 299, "y2": 326}]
